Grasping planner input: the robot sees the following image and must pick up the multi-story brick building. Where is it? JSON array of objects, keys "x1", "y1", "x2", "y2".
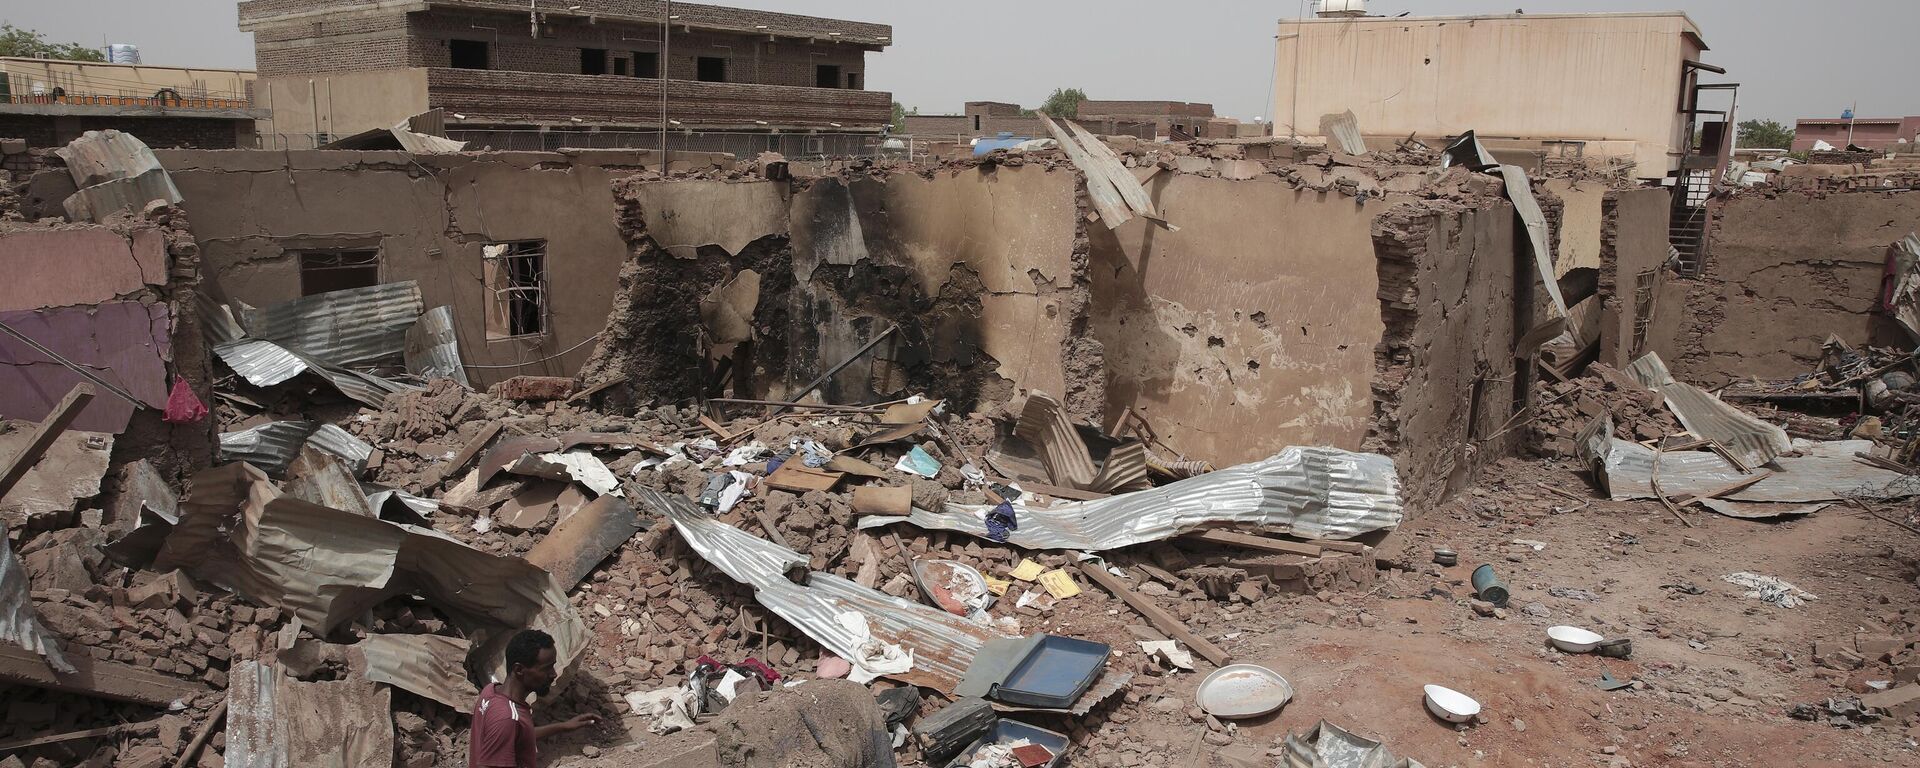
[
  {"x1": 904, "y1": 100, "x2": 1250, "y2": 143},
  {"x1": 238, "y1": 0, "x2": 892, "y2": 153}
]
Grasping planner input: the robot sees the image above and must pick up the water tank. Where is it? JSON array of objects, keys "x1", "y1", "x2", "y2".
[
  {"x1": 1315, "y1": 0, "x2": 1367, "y2": 18},
  {"x1": 108, "y1": 44, "x2": 142, "y2": 64}
]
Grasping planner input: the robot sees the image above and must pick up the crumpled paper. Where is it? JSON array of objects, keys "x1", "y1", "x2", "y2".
[{"x1": 1723, "y1": 572, "x2": 1818, "y2": 609}]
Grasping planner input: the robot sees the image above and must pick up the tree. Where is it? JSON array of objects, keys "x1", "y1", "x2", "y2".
[
  {"x1": 1037, "y1": 88, "x2": 1088, "y2": 119},
  {"x1": 890, "y1": 102, "x2": 918, "y2": 133},
  {"x1": 0, "y1": 24, "x2": 106, "y2": 62},
  {"x1": 1737, "y1": 119, "x2": 1794, "y2": 150}
]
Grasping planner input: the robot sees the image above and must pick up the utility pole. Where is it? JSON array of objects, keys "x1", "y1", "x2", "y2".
[{"x1": 660, "y1": 0, "x2": 671, "y2": 161}]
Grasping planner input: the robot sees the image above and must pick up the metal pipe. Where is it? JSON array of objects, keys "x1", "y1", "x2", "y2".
[
  {"x1": 771, "y1": 325, "x2": 898, "y2": 416},
  {"x1": 660, "y1": 0, "x2": 671, "y2": 161}
]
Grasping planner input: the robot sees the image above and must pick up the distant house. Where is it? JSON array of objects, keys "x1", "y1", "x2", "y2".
[
  {"x1": 238, "y1": 0, "x2": 893, "y2": 153},
  {"x1": 0, "y1": 57, "x2": 264, "y2": 148},
  {"x1": 1791, "y1": 117, "x2": 1920, "y2": 152}
]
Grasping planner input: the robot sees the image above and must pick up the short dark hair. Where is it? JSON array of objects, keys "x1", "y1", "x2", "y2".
[{"x1": 504, "y1": 629, "x2": 555, "y2": 673}]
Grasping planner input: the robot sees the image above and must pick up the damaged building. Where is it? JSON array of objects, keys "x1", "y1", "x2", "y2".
[{"x1": 1, "y1": 4, "x2": 1920, "y2": 768}]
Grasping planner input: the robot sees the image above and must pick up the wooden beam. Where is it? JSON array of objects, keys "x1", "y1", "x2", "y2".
[
  {"x1": 429, "y1": 421, "x2": 502, "y2": 487},
  {"x1": 0, "y1": 642, "x2": 208, "y2": 706},
  {"x1": 0, "y1": 718, "x2": 159, "y2": 751},
  {"x1": 1672, "y1": 469, "x2": 1775, "y2": 506},
  {"x1": 0, "y1": 383, "x2": 95, "y2": 500},
  {"x1": 1183, "y1": 529, "x2": 1322, "y2": 558},
  {"x1": 1077, "y1": 562, "x2": 1231, "y2": 667},
  {"x1": 170, "y1": 701, "x2": 227, "y2": 768}
]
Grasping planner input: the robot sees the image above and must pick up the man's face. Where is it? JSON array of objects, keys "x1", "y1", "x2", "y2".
[{"x1": 515, "y1": 647, "x2": 558, "y2": 696}]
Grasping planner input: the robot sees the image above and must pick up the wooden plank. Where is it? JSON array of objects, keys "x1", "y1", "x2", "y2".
[
  {"x1": 1287, "y1": 536, "x2": 1368, "y2": 554},
  {"x1": 1183, "y1": 529, "x2": 1322, "y2": 557},
  {"x1": 0, "y1": 383, "x2": 95, "y2": 500},
  {"x1": 170, "y1": 701, "x2": 227, "y2": 768},
  {"x1": 0, "y1": 643, "x2": 208, "y2": 706},
  {"x1": 0, "y1": 718, "x2": 158, "y2": 751},
  {"x1": 1077, "y1": 563, "x2": 1230, "y2": 667},
  {"x1": 698, "y1": 415, "x2": 736, "y2": 441},
  {"x1": 1672, "y1": 469, "x2": 1775, "y2": 506}
]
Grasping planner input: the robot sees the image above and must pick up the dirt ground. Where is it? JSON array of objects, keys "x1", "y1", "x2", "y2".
[{"x1": 1094, "y1": 456, "x2": 1919, "y2": 768}]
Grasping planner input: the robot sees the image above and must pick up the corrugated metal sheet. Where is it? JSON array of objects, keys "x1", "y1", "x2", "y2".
[
  {"x1": 1498, "y1": 164, "x2": 1574, "y2": 330},
  {"x1": 860, "y1": 446, "x2": 1403, "y2": 549},
  {"x1": 238, "y1": 281, "x2": 423, "y2": 366},
  {"x1": 226, "y1": 659, "x2": 394, "y2": 768},
  {"x1": 158, "y1": 463, "x2": 586, "y2": 682},
  {"x1": 1320, "y1": 110, "x2": 1368, "y2": 154},
  {"x1": 213, "y1": 339, "x2": 308, "y2": 388},
  {"x1": 645, "y1": 489, "x2": 1009, "y2": 694},
  {"x1": 1626, "y1": 352, "x2": 1792, "y2": 468},
  {"x1": 220, "y1": 421, "x2": 373, "y2": 477},
  {"x1": 56, "y1": 129, "x2": 165, "y2": 187},
  {"x1": 1577, "y1": 416, "x2": 1913, "y2": 503},
  {"x1": 355, "y1": 634, "x2": 477, "y2": 713},
  {"x1": 0, "y1": 535, "x2": 75, "y2": 674},
  {"x1": 63, "y1": 167, "x2": 182, "y2": 223},
  {"x1": 1041, "y1": 114, "x2": 1133, "y2": 229},
  {"x1": 1015, "y1": 391, "x2": 1148, "y2": 493},
  {"x1": 404, "y1": 306, "x2": 469, "y2": 388}
]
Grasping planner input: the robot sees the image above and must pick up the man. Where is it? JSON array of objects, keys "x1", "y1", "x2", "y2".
[{"x1": 470, "y1": 630, "x2": 601, "y2": 767}]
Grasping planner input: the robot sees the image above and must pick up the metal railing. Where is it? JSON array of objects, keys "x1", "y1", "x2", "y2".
[{"x1": 255, "y1": 128, "x2": 915, "y2": 160}]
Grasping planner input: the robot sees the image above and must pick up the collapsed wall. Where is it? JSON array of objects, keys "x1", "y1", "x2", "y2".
[
  {"x1": 1661, "y1": 189, "x2": 1917, "y2": 382},
  {"x1": 148, "y1": 143, "x2": 1565, "y2": 514},
  {"x1": 155, "y1": 149, "x2": 691, "y2": 387}
]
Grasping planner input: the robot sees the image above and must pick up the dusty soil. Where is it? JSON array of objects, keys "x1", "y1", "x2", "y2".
[{"x1": 1092, "y1": 457, "x2": 1920, "y2": 768}]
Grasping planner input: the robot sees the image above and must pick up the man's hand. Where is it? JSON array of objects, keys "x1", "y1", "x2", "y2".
[{"x1": 562, "y1": 713, "x2": 602, "y2": 731}]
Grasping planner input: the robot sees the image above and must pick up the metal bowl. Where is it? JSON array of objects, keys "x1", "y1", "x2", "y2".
[
  {"x1": 1196, "y1": 664, "x2": 1295, "y2": 719},
  {"x1": 1547, "y1": 625, "x2": 1605, "y2": 653},
  {"x1": 1423, "y1": 684, "x2": 1481, "y2": 723}
]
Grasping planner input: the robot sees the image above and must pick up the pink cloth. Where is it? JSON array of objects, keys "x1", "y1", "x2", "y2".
[{"x1": 162, "y1": 376, "x2": 207, "y2": 424}]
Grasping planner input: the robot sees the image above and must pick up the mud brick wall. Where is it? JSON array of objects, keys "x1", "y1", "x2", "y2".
[
  {"x1": 1596, "y1": 187, "x2": 1677, "y2": 368},
  {"x1": 1659, "y1": 190, "x2": 1917, "y2": 383},
  {"x1": 1368, "y1": 199, "x2": 1530, "y2": 511}
]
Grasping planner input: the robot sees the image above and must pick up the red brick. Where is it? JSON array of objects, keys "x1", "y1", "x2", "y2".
[{"x1": 490, "y1": 376, "x2": 575, "y2": 401}]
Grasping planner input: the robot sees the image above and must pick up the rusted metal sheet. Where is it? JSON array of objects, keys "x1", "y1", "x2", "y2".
[
  {"x1": 1626, "y1": 352, "x2": 1792, "y2": 468},
  {"x1": 158, "y1": 464, "x2": 587, "y2": 680},
  {"x1": 354, "y1": 634, "x2": 477, "y2": 713},
  {"x1": 403, "y1": 306, "x2": 470, "y2": 388},
  {"x1": 226, "y1": 659, "x2": 394, "y2": 768},
  {"x1": 861, "y1": 446, "x2": 1402, "y2": 549},
  {"x1": 525, "y1": 494, "x2": 641, "y2": 590},
  {"x1": 0, "y1": 302, "x2": 171, "y2": 433},
  {"x1": 0, "y1": 535, "x2": 74, "y2": 674},
  {"x1": 643, "y1": 489, "x2": 1008, "y2": 694}
]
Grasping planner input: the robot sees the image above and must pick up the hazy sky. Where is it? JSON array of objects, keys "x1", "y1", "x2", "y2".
[{"x1": 7, "y1": 0, "x2": 1917, "y2": 124}]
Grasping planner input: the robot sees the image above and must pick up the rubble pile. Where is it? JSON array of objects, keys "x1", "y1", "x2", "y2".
[{"x1": 1530, "y1": 363, "x2": 1682, "y2": 456}]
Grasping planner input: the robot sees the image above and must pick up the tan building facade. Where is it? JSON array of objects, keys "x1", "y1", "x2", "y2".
[
  {"x1": 1272, "y1": 12, "x2": 1708, "y2": 179},
  {"x1": 0, "y1": 58, "x2": 264, "y2": 148}
]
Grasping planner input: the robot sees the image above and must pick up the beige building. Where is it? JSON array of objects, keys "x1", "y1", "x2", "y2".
[
  {"x1": 1272, "y1": 11, "x2": 1712, "y2": 179},
  {"x1": 0, "y1": 57, "x2": 263, "y2": 148}
]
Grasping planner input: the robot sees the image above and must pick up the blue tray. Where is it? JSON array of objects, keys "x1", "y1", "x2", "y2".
[
  {"x1": 991, "y1": 635, "x2": 1109, "y2": 708},
  {"x1": 949, "y1": 720, "x2": 1069, "y2": 768}
]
